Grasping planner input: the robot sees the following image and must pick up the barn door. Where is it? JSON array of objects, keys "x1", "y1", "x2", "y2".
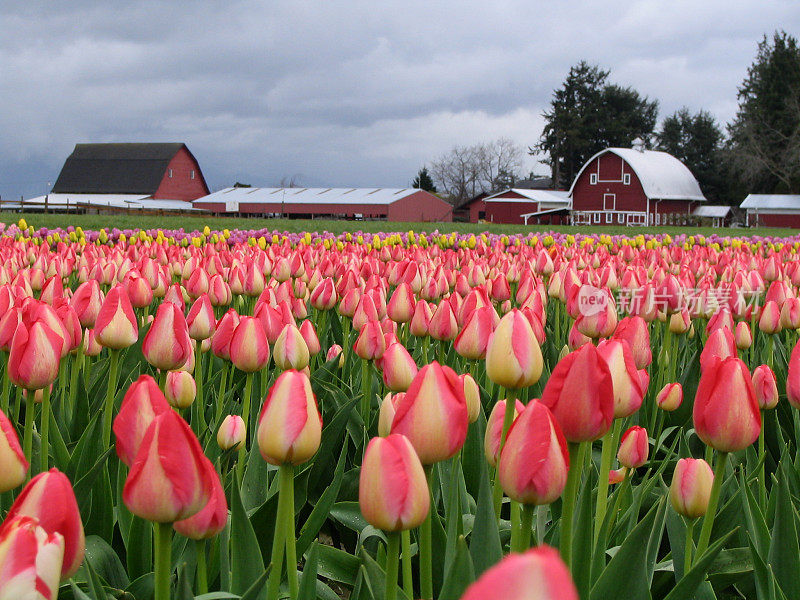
[{"x1": 603, "y1": 193, "x2": 615, "y2": 210}]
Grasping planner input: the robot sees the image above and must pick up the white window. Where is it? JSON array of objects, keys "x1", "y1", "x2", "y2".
[
  {"x1": 590, "y1": 173, "x2": 597, "y2": 185},
  {"x1": 168, "y1": 168, "x2": 173, "y2": 178},
  {"x1": 606, "y1": 213, "x2": 612, "y2": 223},
  {"x1": 593, "y1": 212, "x2": 600, "y2": 223},
  {"x1": 618, "y1": 213, "x2": 624, "y2": 223},
  {"x1": 655, "y1": 214, "x2": 661, "y2": 225},
  {"x1": 190, "y1": 170, "x2": 195, "y2": 180},
  {"x1": 623, "y1": 173, "x2": 631, "y2": 185}
]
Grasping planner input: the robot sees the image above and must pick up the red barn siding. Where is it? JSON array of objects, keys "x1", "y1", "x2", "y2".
[
  {"x1": 486, "y1": 202, "x2": 539, "y2": 224},
  {"x1": 388, "y1": 191, "x2": 452, "y2": 222},
  {"x1": 753, "y1": 213, "x2": 800, "y2": 228},
  {"x1": 153, "y1": 147, "x2": 210, "y2": 202},
  {"x1": 469, "y1": 200, "x2": 486, "y2": 223}
]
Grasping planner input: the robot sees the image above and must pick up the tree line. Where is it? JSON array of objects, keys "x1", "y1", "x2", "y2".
[{"x1": 415, "y1": 30, "x2": 800, "y2": 206}]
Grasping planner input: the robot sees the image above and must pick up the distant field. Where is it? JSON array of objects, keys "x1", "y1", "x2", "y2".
[{"x1": 0, "y1": 211, "x2": 796, "y2": 238}]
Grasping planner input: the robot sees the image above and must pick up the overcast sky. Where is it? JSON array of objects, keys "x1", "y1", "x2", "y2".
[{"x1": 1, "y1": 1, "x2": 798, "y2": 200}]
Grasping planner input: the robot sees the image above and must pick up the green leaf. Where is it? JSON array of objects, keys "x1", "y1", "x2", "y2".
[
  {"x1": 468, "y1": 452, "x2": 502, "y2": 577},
  {"x1": 125, "y1": 572, "x2": 154, "y2": 600},
  {"x1": 241, "y1": 435, "x2": 272, "y2": 512},
  {"x1": 314, "y1": 544, "x2": 360, "y2": 586},
  {"x1": 663, "y1": 529, "x2": 737, "y2": 600},
  {"x1": 438, "y1": 536, "x2": 476, "y2": 600},
  {"x1": 296, "y1": 437, "x2": 349, "y2": 557},
  {"x1": 69, "y1": 580, "x2": 94, "y2": 600},
  {"x1": 306, "y1": 397, "x2": 358, "y2": 494},
  {"x1": 298, "y1": 542, "x2": 320, "y2": 600},
  {"x1": 739, "y1": 471, "x2": 770, "y2": 556},
  {"x1": 84, "y1": 535, "x2": 129, "y2": 590},
  {"x1": 590, "y1": 497, "x2": 665, "y2": 600},
  {"x1": 359, "y1": 548, "x2": 410, "y2": 600},
  {"x1": 230, "y1": 475, "x2": 266, "y2": 598},
  {"x1": 239, "y1": 565, "x2": 273, "y2": 600},
  {"x1": 176, "y1": 562, "x2": 195, "y2": 600},
  {"x1": 126, "y1": 516, "x2": 153, "y2": 581},
  {"x1": 330, "y1": 501, "x2": 369, "y2": 533},
  {"x1": 768, "y1": 465, "x2": 800, "y2": 599},
  {"x1": 573, "y1": 463, "x2": 595, "y2": 598},
  {"x1": 84, "y1": 554, "x2": 111, "y2": 600}
]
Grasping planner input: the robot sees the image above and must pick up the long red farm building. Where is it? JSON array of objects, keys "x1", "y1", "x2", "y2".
[{"x1": 193, "y1": 187, "x2": 453, "y2": 222}]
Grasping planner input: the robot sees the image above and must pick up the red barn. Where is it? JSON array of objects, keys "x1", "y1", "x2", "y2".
[
  {"x1": 483, "y1": 189, "x2": 570, "y2": 225},
  {"x1": 569, "y1": 144, "x2": 705, "y2": 226},
  {"x1": 741, "y1": 195, "x2": 800, "y2": 228},
  {"x1": 193, "y1": 187, "x2": 453, "y2": 222},
  {"x1": 52, "y1": 143, "x2": 210, "y2": 202}
]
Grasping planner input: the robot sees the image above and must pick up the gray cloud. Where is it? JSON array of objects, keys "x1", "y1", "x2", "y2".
[{"x1": 1, "y1": 1, "x2": 797, "y2": 199}]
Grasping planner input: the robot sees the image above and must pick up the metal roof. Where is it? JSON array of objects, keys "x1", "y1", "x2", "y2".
[
  {"x1": 193, "y1": 187, "x2": 425, "y2": 211},
  {"x1": 22, "y1": 194, "x2": 203, "y2": 211},
  {"x1": 740, "y1": 194, "x2": 800, "y2": 210},
  {"x1": 569, "y1": 148, "x2": 706, "y2": 202},
  {"x1": 52, "y1": 143, "x2": 190, "y2": 195},
  {"x1": 693, "y1": 205, "x2": 731, "y2": 218},
  {"x1": 484, "y1": 189, "x2": 571, "y2": 204}
]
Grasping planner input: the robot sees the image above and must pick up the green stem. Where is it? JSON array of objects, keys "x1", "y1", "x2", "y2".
[
  {"x1": 695, "y1": 451, "x2": 728, "y2": 559},
  {"x1": 420, "y1": 465, "x2": 433, "y2": 600},
  {"x1": 361, "y1": 359, "x2": 372, "y2": 443},
  {"x1": 401, "y1": 529, "x2": 413, "y2": 598},
  {"x1": 511, "y1": 504, "x2": 535, "y2": 553},
  {"x1": 766, "y1": 334, "x2": 774, "y2": 371},
  {"x1": 158, "y1": 369, "x2": 167, "y2": 394},
  {"x1": 492, "y1": 390, "x2": 519, "y2": 518},
  {"x1": 1, "y1": 353, "x2": 9, "y2": 415},
  {"x1": 40, "y1": 386, "x2": 50, "y2": 472},
  {"x1": 684, "y1": 518, "x2": 695, "y2": 575},
  {"x1": 284, "y1": 465, "x2": 298, "y2": 599},
  {"x1": 102, "y1": 349, "x2": 120, "y2": 450},
  {"x1": 215, "y1": 364, "x2": 229, "y2": 427},
  {"x1": 194, "y1": 340, "x2": 206, "y2": 434},
  {"x1": 154, "y1": 521, "x2": 173, "y2": 600},
  {"x1": 23, "y1": 390, "x2": 35, "y2": 479},
  {"x1": 759, "y1": 411, "x2": 767, "y2": 508},
  {"x1": 236, "y1": 372, "x2": 254, "y2": 486},
  {"x1": 195, "y1": 539, "x2": 208, "y2": 595},
  {"x1": 560, "y1": 441, "x2": 585, "y2": 569},
  {"x1": 266, "y1": 464, "x2": 292, "y2": 600},
  {"x1": 67, "y1": 344, "x2": 83, "y2": 421},
  {"x1": 594, "y1": 420, "x2": 622, "y2": 544},
  {"x1": 385, "y1": 532, "x2": 401, "y2": 600}
]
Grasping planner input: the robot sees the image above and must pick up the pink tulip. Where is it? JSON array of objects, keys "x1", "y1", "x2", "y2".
[
  {"x1": 187, "y1": 294, "x2": 216, "y2": 341},
  {"x1": 656, "y1": 382, "x2": 683, "y2": 411},
  {"x1": 617, "y1": 426, "x2": 649, "y2": 469},
  {"x1": 229, "y1": 317, "x2": 270, "y2": 372},
  {"x1": 597, "y1": 338, "x2": 644, "y2": 418},
  {"x1": 173, "y1": 461, "x2": 227, "y2": 540},
  {"x1": 143, "y1": 301, "x2": 192, "y2": 371},
  {"x1": 217, "y1": 415, "x2": 246, "y2": 450},
  {"x1": 95, "y1": 284, "x2": 138, "y2": 349},
  {"x1": 752, "y1": 364, "x2": 778, "y2": 410},
  {"x1": 353, "y1": 320, "x2": 386, "y2": 361},
  {"x1": 0, "y1": 515, "x2": 64, "y2": 600},
  {"x1": 485, "y1": 309, "x2": 543, "y2": 389},
  {"x1": 8, "y1": 321, "x2": 62, "y2": 391},
  {"x1": 670, "y1": 458, "x2": 714, "y2": 518}
]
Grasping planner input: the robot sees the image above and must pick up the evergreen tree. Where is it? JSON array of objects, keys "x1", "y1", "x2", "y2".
[
  {"x1": 536, "y1": 61, "x2": 658, "y2": 188},
  {"x1": 658, "y1": 108, "x2": 724, "y2": 200},
  {"x1": 727, "y1": 31, "x2": 800, "y2": 193},
  {"x1": 412, "y1": 167, "x2": 437, "y2": 193}
]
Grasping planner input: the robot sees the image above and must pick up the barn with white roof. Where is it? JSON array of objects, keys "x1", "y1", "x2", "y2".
[
  {"x1": 482, "y1": 189, "x2": 570, "y2": 225},
  {"x1": 741, "y1": 195, "x2": 800, "y2": 228},
  {"x1": 192, "y1": 187, "x2": 453, "y2": 222},
  {"x1": 569, "y1": 141, "x2": 706, "y2": 226}
]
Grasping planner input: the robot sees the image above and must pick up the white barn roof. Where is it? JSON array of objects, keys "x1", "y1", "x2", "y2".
[
  {"x1": 19, "y1": 194, "x2": 203, "y2": 211},
  {"x1": 484, "y1": 189, "x2": 571, "y2": 204},
  {"x1": 194, "y1": 187, "x2": 422, "y2": 211},
  {"x1": 693, "y1": 205, "x2": 731, "y2": 218},
  {"x1": 740, "y1": 194, "x2": 800, "y2": 211},
  {"x1": 569, "y1": 148, "x2": 706, "y2": 202}
]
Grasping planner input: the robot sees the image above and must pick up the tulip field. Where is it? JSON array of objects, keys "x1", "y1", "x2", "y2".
[{"x1": 3, "y1": 220, "x2": 800, "y2": 600}]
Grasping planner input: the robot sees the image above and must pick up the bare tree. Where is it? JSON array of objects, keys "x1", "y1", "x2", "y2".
[
  {"x1": 429, "y1": 138, "x2": 524, "y2": 205},
  {"x1": 276, "y1": 174, "x2": 304, "y2": 188}
]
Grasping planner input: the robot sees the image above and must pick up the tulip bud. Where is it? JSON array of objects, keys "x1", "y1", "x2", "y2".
[
  {"x1": 326, "y1": 344, "x2": 344, "y2": 367},
  {"x1": 380, "y1": 342, "x2": 418, "y2": 392},
  {"x1": 217, "y1": 415, "x2": 246, "y2": 450},
  {"x1": 734, "y1": 321, "x2": 752, "y2": 350},
  {"x1": 173, "y1": 462, "x2": 227, "y2": 540},
  {"x1": 670, "y1": 458, "x2": 714, "y2": 519},
  {"x1": 5, "y1": 468, "x2": 85, "y2": 577},
  {"x1": 378, "y1": 392, "x2": 402, "y2": 437},
  {"x1": 0, "y1": 307, "x2": 20, "y2": 352},
  {"x1": 613, "y1": 315, "x2": 651, "y2": 369},
  {"x1": 409, "y1": 300, "x2": 432, "y2": 337},
  {"x1": 123, "y1": 410, "x2": 212, "y2": 522},
  {"x1": 597, "y1": 338, "x2": 644, "y2": 419},
  {"x1": 257, "y1": 370, "x2": 322, "y2": 466},
  {"x1": 461, "y1": 545, "x2": 578, "y2": 600},
  {"x1": 299, "y1": 320, "x2": 321, "y2": 356},
  {"x1": 484, "y1": 399, "x2": 525, "y2": 467},
  {"x1": 187, "y1": 294, "x2": 216, "y2": 341},
  {"x1": 486, "y1": 309, "x2": 543, "y2": 389},
  {"x1": 752, "y1": 364, "x2": 778, "y2": 410},
  {"x1": 273, "y1": 323, "x2": 310, "y2": 371},
  {"x1": 0, "y1": 515, "x2": 64, "y2": 599},
  {"x1": 8, "y1": 321, "x2": 62, "y2": 391},
  {"x1": 387, "y1": 283, "x2": 416, "y2": 324},
  {"x1": 454, "y1": 305, "x2": 496, "y2": 360},
  {"x1": 165, "y1": 370, "x2": 196, "y2": 409},
  {"x1": 82, "y1": 328, "x2": 103, "y2": 357},
  {"x1": 359, "y1": 434, "x2": 430, "y2": 531},
  {"x1": 758, "y1": 300, "x2": 782, "y2": 334},
  {"x1": 125, "y1": 271, "x2": 154, "y2": 308},
  {"x1": 540, "y1": 343, "x2": 615, "y2": 443},
  {"x1": 353, "y1": 320, "x2": 386, "y2": 361},
  {"x1": 693, "y1": 356, "x2": 760, "y2": 452},
  {"x1": 95, "y1": 284, "x2": 139, "y2": 349},
  {"x1": 617, "y1": 426, "x2": 649, "y2": 469},
  {"x1": 229, "y1": 317, "x2": 270, "y2": 372},
  {"x1": 498, "y1": 400, "x2": 569, "y2": 505},
  {"x1": 780, "y1": 297, "x2": 800, "y2": 330},
  {"x1": 460, "y1": 373, "x2": 481, "y2": 423},
  {"x1": 390, "y1": 362, "x2": 469, "y2": 464},
  {"x1": 656, "y1": 382, "x2": 683, "y2": 411},
  {"x1": 574, "y1": 287, "x2": 617, "y2": 339},
  {"x1": 143, "y1": 302, "x2": 192, "y2": 371},
  {"x1": 211, "y1": 309, "x2": 240, "y2": 361},
  {"x1": 428, "y1": 300, "x2": 458, "y2": 341},
  {"x1": 70, "y1": 279, "x2": 103, "y2": 328},
  {"x1": 699, "y1": 327, "x2": 737, "y2": 373},
  {"x1": 309, "y1": 277, "x2": 337, "y2": 311},
  {"x1": 113, "y1": 375, "x2": 172, "y2": 466},
  {"x1": 608, "y1": 467, "x2": 627, "y2": 485},
  {"x1": 0, "y1": 409, "x2": 27, "y2": 492},
  {"x1": 668, "y1": 308, "x2": 691, "y2": 334}
]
